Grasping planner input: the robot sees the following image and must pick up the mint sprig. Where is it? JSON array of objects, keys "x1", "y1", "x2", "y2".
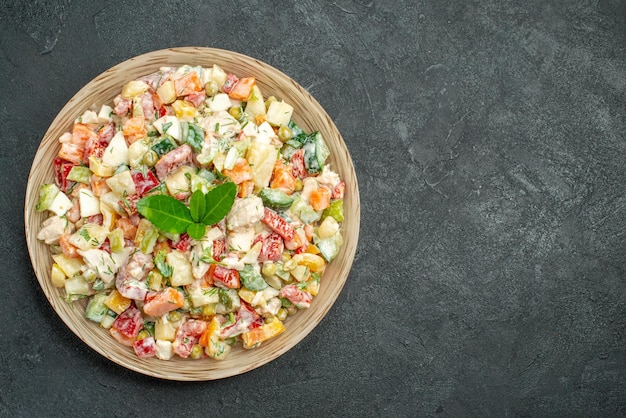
[{"x1": 136, "y1": 182, "x2": 237, "y2": 240}]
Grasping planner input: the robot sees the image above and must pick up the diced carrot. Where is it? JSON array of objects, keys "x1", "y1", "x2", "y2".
[
  {"x1": 142, "y1": 287, "x2": 185, "y2": 317},
  {"x1": 199, "y1": 316, "x2": 221, "y2": 347},
  {"x1": 122, "y1": 116, "x2": 146, "y2": 143},
  {"x1": 228, "y1": 77, "x2": 256, "y2": 101},
  {"x1": 222, "y1": 158, "x2": 253, "y2": 185},
  {"x1": 270, "y1": 164, "x2": 297, "y2": 195},
  {"x1": 174, "y1": 72, "x2": 203, "y2": 97},
  {"x1": 310, "y1": 187, "x2": 331, "y2": 211},
  {"x1": 90, "y1": 175, "x2": 110, "y2": 197},
  {"x1": 201, "y1": 264, "x2": 216, "y2": 288},
  {"x1": 58, "y1": 234, "x2": 80, "y2": 258},
  {"x1": 58, "y1": 142, "x2": 84, "y2": 165},
  {"x1": 71, "y1": 123, "x2": 97, "y2": 145},
  {"x1": 238, "y1": 180, "x2": 255, "y2": 198},
  {"x1": 116, "y1": 217, "x2": 138, "y2": 240}
]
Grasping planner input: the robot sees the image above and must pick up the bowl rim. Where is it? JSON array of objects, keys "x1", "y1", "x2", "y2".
[{"x1": 24, "y1": 46, "x2": 360, "y2": 380}]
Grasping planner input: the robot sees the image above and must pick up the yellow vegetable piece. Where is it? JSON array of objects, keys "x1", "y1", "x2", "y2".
[
  {"x1": 52, "y1": 253, "x2": 83, "y2": 278},
  {"x1": 242, "y1": 319, "x2": 285, "y2": 349},
  {"x1": 121, "y1": 80, "x2": 149, "y2": 99},
  {"x1": 51, "y1": 263, "x2": 66, "y2": 288},
  {"x1": 292, "y1": 253, "x2": 326, "y2": 273},
  {"x1": 171, "y1": 99, "x2": 197, "y2": 119},
  {"x1": 104, "y1": 289, "x2": 131, "y2": 315}
]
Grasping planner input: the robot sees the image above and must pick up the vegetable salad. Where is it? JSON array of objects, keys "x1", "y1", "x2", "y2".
[{"x1": 36, "y1": 64, "x2": 345, "y2": 360}]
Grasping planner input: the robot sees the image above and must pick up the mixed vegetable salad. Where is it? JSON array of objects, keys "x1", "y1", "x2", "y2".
[{"x1": 35, "y1": 64, "x2": 345, "y2": 360}]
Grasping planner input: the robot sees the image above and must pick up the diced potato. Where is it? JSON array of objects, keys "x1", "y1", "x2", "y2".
[
  {"x1": 290, "y1": 265, "x2": 309, "y2": 282},
  {"x1": 207, "y1": 93, "x2": 233, "y2": 112},
  {"x1": 127, "y1": 140, "x2": 149, "y2": 168},
  {"x1": 69, "y1": 224, "x2": 110, "y2": 251},
  {"x1": 212, "y1": 64, "x2": 227, "y2": 88},
  {"x1": 64, "y1": 275, "x2": 91, "y2": 299},
  {"x1": 78, "y1": 188, "x2": 100, "y2": 218},
  {"x1": 155, "y1": 317, "x2": 178, "y2": 342},
  {"x1": 265, "y1": 100, "x2": 293, "y2": 127},
  {"x1": 100, "y1": 203, "x2": 119, "y2": 231},
  {"x1": 77, "y1": 110, "x2": 98, "y2": 124},
  {"x1": 106, "y1": 170, "x2": 136, "y2": 197},
  {"x1": 52, "y1": 253, "x2": 84, "y2": 277},
  {"x1": 246, "y1": 142, "x2": 277, "y2": 192},
  {"x1": 102, "y1": 131, "x2": 129, "y2": 168},
  {"x1": 167, "y1": 250, "x2": 193, "y2": 286},
  {"x1": 157, "y1": 80, "x2": 177, "y2": 104},
  {"x1": 99, "y1": 191, "x2": 124, "y2": 215},
  {"x1": 50, "y1": 263, "x2": 66, "y2": 288},
  {"x1": 153, "y1": 115, "x2": 182, "y2": 141},
  {"x1": 121, "y1": 80, "x2": 149, "y2": 99},
  {"x1": 48, "y1": 191, "x2": 73, "y2": 217},
  {"x1": 189, "y1": 286, "x2": 220, "y2": 307},
  {"x1": 164, "y1": 165, "x2": 194, "y2": 196},
  {"x1": 155, "y1": 340, "x2": 174, "y2": 360},
  {"x1": 244, "y1": 85, "x2": 265, "y2": 118},
  {"x1": 97, "y1": 105, "x2": 113, "y2": 122}
]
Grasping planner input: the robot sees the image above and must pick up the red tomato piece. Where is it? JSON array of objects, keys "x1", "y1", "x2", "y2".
[
  {"x1": 171, "y1": 233, "x2": 192, "y2": 252},
  {"x1": 83, "y1": 138, "x2": 107, "y2": 161},
  {"x1": 131, "y1": 169, "x2": 160, "y2": 196},
  {"x1": 212, "y1": 238, "x2": 226, "y2": 261},
  {"x1": 291, "y1": 149, "x2": 307, "y2": 179},
  {"x1": 112, "y1": 306, "x2": 143, "y2": 339},
  {"x1": 279, "y1": 285, "x2": 312, "y2": 309},
  {"x1": 173, "y1": 319, "x2": 207, "y2": 358},
  {"x1": 133, "y1": 336, "x2": 157, "y2": 358},
  {"x1": 54, "y1": 157, "x2": 76, "y2": 192},
  {"x1": 262, "y1": 208, "x2": 295, "y2": 241},
  {"x1": 212, "y1": 266, "x2": 240, "y2": 289},
  {"x1": 255, "y1": 232, "x2": 284, "y2": 262}
]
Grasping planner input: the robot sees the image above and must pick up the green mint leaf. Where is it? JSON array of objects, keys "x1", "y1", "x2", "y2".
[
  {"x1": 201, "y1": 182, "x2": 237, "y2": 225},
  {"x1": 189, "y1": 190, "x2": 206, "y2": 222},
  {"x1": 187, "y1": 222, "x2": 206, "y2": 240},
  {"x1": 136, "y1": 194, "x2": 193, "y2": 234}
]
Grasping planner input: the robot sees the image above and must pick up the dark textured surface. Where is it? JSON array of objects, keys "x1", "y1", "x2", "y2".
[{"x1": 2, "y1": 0, "x2": 625, "y2": 416}]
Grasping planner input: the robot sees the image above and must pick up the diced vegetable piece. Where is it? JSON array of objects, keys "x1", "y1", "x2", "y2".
[
  {"x1": 322, "y1": 199, "x2": 344, "y2": 222},
  {"x1": 105, "y1": 289, "x2": 131, "y2": 314},
  {"x1": 64, "y1": 275, "x2": 92, "y2": 300},
  {"x1": 85, "y1": 293, "x2": 109, "y2": 323},
  {"x1": 244, "y1": 85, "x2": 265, "y2": 118},
  {"x1": 133, "y1": 336, "x2": 157, "y2": 358},
  {"x1": 262, "y1": 208, "x2": 295, "y2": 241},
  {"x1": 167, "y1": 250, "x2": 193, "y2": 286},
  {"x1": 143, "y1": 287, "x2": 185, "y2": 317},
  {"x1": 156, "y1": 80, "x2": 177, "y2": 104},
  {"x1": 105, "y1": 170, "x2": 136, "y2": 197},
  {"x1": 228, "y1": 77, "x2": 256, "y2": 101},
  {"x1": 270, "y1": 164, "x2": 297, "y2": 195},
  {"x1": 292, "y1": 253, "x2": 326, "y2": 273},
  {"x1": 317, "y1": 215, "x2": 340, "y2": 239},
  {"x1": 153, "y1": 116, "x2": 182, "y2": 141},
  {"x1": 36, "y1": 184, "x2": 60, "y2": 212},
  {"x1": 242, "y1": 318, "x2": 285, "y2": 349},
  {"x1": 78, "y1": 188, "x2": 101, "y2": 218},
  {"x1": 48, "y1": 190, "x2": 73, "y2": 216},
  {"x1": 290, "y1": 196, "x2": 321, "y2": 224},
  {"x1": 164, "y1": 165, "x2": 194, "y2": 197},
  {"x1": 316, "y1": 231, "x2": 343, "y2": 262},
  {"x1": 67, "y1": 166, "x2": 91, "y2": 184},
  {"x1": 265, "y1": 100, "x2": 293, "y2": 127},
  {"x1": 69, "y1": 224, "x2": 109, "y2": 250},
  {"x1": 246, "y1": 142, "x2": 277, "y2": 192},
  {"x1": 52, "y1": 253, "x2": 84, "y2": 278},
  {"x1": 121, "y1": 80, "x2": 149, "y2": 99},
  {"x1": 88, "y1": 156, "x2": 115, "y2": 177},
  {"x1": 171, "y1": 99, "x2": 197, "y2": 120},
  {"x1": 239, "y1": 264, "x2": 268, "y2": 291},
  {"x1": 134, "y1": 218, "x2": 159, "y2": 254},
  {"x1": 151, "y1": 136, "x2": 177, "y2": 157},
  {"x1": 50, "y1": 263, "x2": 66, "y2": 288},
  {"x1": 207, "y1": 93, "x2": 233, "y2": 112},
  {"x1": 127, "y1": 140, "x2": 150, "y2": 168},
  {"x1": 309, "y1": 187, "x2": 331, "y2": 211}
]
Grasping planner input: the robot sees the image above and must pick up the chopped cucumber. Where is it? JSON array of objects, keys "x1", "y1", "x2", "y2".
[
  {"x1": 85, "y1": 293, "x2": 108, "y2": 323},
  {"x1": 36, "y1": 183, "x2": 60, "y2": 212},
  {"x1": 259, "y1": 188, "x2": 295, "y2": 210}
]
